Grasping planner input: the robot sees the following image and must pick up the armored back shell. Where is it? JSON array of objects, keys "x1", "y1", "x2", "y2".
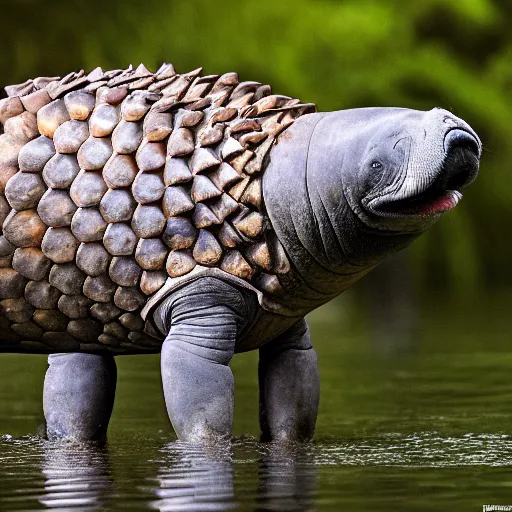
[{"x1": 0, "y1": 64, "x2": 315, "y2": 353}]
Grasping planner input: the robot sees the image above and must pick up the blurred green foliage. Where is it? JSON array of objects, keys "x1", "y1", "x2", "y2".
[{"x1": 0, "y1": 0, "x2": 510, "y2": 293}]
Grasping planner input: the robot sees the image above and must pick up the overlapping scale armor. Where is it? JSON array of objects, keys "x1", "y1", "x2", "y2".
[{"x1": 0, "y1": 63, "x2": 315, "y2": 353}]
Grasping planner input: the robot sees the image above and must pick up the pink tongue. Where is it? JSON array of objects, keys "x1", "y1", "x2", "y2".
[{"x1": 417, "y1": 191, "x2": 460, "y2": 216}]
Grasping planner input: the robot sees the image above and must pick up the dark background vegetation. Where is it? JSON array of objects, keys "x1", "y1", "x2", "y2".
[
  {"x1": 1, "y1": 0, "x2": 507, "y2": 298},
  {"x1": 0, "y1": 0, "x2": 510, "y2": 329},
  {"x1": 1, "y1": 5, "x2": 512, "y2": 509}
]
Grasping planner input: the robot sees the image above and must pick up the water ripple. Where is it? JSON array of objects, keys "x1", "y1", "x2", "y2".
[
  {"x1": 1, "y1": 432, "x2": 512, "y2": 510},
  {"x1": 313, "y1": 432, "x2": 512, "y2": 467}
]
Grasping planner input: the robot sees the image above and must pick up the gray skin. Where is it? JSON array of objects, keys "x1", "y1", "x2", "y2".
[{"x1": 43, "y1": 107, "x2": 481, "y2": 444}]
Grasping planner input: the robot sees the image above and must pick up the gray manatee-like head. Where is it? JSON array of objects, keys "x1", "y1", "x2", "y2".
[
  {"x1": 263, "y1": 107, "x2": 481, "y2": 308},
  {"x1": 337, "y1": 107, "x2": 480, "y2": 232}
]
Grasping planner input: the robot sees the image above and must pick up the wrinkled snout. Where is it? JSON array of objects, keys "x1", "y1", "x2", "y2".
[
  {"x1": 392, "y1": 109, "x2": 482, "y2": 219},
  {"x1": 359, "y1": 107, "x2": 482, "y2": 230}
]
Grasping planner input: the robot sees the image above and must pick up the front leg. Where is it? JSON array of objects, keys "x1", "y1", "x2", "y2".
[
  {"x1": 156, "y1": 277, "x2": 257, "y2": 443},
  {"x1": 259, "y1": 318, "x2": 320, "y2": 442}
]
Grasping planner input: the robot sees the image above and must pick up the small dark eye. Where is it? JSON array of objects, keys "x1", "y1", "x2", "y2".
[{"x1": 371, "y1": 161, "x2": 382, "y2": 169}]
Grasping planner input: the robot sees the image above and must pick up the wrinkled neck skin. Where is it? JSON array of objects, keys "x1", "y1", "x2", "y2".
[{"x1": 263, "y1": 110, "x2": 426, "y2": 314}]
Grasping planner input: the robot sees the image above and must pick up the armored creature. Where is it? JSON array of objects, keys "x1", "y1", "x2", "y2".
[{"x1": 0, "y1": 64, "x2": 481, "y2": 443}]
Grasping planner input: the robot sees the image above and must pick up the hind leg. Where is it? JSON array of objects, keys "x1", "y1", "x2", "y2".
[
  {"x1": 259, "y1": 318, "x2": 320, "y2": 442},
  {"x1": 43, "y1": 353, "x2": 117, "y2": 442}
]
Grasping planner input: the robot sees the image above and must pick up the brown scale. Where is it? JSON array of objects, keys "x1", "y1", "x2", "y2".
[{"x1": 0, "y1": 63, "x2": 315, "y2": 353}]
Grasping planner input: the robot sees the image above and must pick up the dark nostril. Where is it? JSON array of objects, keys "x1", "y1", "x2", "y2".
[
  {"x1": 441, "y1": 129, "x2": 481, "y2": 190},
  {"x1": 444, "y1": 129, "x2": 480, "y2": 156}
]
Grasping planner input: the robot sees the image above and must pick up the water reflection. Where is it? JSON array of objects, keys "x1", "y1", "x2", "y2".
[
  {"x1": 150, "y1": 439, "x2": 317, "y2": 511},
  {"x1": 2, "y1": 431, "x2": 512, "y2": 510},
  {"x1": 150, "y1": 441, "x2": 235, "y2": 511},
  {"x1": 39, "y1": 441, "x2": 112, "y2": 510},
  {"x1": 256, "y1": 443, "x2": 317, "y2": 512}
]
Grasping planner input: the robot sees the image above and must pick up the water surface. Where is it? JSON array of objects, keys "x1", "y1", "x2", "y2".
[{"x1": 1, "y1": 293, "x2": 512, "y2": 511}]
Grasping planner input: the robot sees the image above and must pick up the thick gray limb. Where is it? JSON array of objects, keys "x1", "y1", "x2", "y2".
[
  {"x1": 43, "y1": 353, "x2": 117, "y2": 442},
  {"x1": 155, "y1": 277, "x2": 257, "y2": 443},
  {"x1": 259, "y1": 318, "x2": 320, "y2": 442}
]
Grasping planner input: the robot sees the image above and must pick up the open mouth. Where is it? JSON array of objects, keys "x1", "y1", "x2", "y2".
[
  {"x1": 372, "y1": 129, "x2": 480, "y2": 218},
  {"x1": 378, "y1": 188, "x2": 463, "y2": 216}
]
